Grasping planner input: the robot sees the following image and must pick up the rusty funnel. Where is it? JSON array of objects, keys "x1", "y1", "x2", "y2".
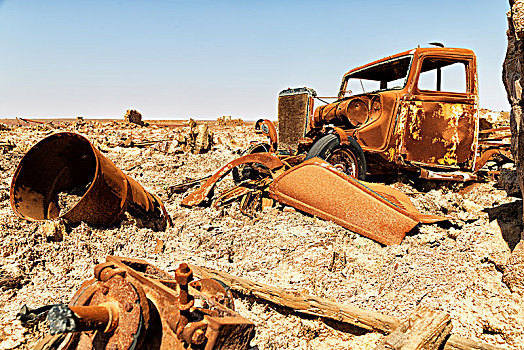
[{"x1": 10, "y1": 132, "x2": 169, "y2": 228}]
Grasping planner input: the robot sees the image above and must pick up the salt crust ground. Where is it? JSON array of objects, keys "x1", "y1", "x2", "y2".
[{"x1": 0, "y1": 121, "x2": 523, "y2": 349}]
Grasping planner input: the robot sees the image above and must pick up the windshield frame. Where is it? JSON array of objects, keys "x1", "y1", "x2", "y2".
[{"x1": 338, "y1": 54, "x2": 414, "y2": 99}]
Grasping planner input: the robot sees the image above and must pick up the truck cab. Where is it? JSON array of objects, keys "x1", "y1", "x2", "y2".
[{"x1": 307, "y1": 47, "x2": 480, "y2": 178}]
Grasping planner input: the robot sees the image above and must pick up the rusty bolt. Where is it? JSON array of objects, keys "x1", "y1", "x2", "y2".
[
  {"x1": 191, "y1": 329, "x2": 206, "y2": 345},
  {"x1": 100, "y1": 284, "x2": 109, "y2": 295},
  {"x1": 176, "y1": 263, "x2": 194, "y2": 313},
  {"x1": 95, "y1": 263, "x2": 127, "y2": 282},
  {"x1": 124, "y1": 302, "x2": 133, "y2": 313},
  {"x1": 175, "y1": 263, "x2": 193, "y2": 286}
]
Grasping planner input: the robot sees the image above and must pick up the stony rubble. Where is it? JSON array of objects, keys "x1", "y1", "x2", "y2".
[
  {"x1": 123, "y1": 109, "x2": 145, "y2": 126},
  {"x1": 216, "y1": 115, "x2": 244, "y2": 126},
  {"x1": 0, "y1": 117, "x2": 522, "y2": 349}
]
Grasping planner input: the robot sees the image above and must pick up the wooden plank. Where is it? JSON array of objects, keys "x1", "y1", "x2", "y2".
[
  {"x1": 373, "y1": 306, "x2": 451, "y2": 350},
  {"x1": 188, "y1": 264, "x2": 504, "y2": 350},
  {"x1": 188, "y1": 263, "x2": 400, "y2": 333}
]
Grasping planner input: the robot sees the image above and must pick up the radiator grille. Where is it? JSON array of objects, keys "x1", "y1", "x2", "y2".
[{"x1": 277, "y1": 88, "x2": 315, "y2": 154}]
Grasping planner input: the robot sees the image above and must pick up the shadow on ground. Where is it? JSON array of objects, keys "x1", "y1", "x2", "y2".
[{"x1": 484, "y1": 200, "x2": 523, "y2": 251}]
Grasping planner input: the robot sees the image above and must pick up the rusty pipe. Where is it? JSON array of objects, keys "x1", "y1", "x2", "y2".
[
  {"x1": 48, "y1": 303, "x2": 119, "y2": 335},
  {"x1": 10, "y1": 132, "x2": 169, "y2": 228}
]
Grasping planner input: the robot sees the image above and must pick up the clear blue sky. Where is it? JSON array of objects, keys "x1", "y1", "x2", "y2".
[{"x1": 0, "y1": 0, "x2": 511, "y2": 120}]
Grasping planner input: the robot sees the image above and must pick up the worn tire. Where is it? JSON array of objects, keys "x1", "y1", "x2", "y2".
[
  {"x1": 232, "y1": 143, "x2": 271, "y2": 184},
  {"x1": 305, "y1": 134, "x2": 367, "y2": 180}
]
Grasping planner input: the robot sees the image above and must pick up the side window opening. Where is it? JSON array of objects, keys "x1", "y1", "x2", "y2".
[{"x1": 417, "y1": 58, "x2": 468, "y2": 93}]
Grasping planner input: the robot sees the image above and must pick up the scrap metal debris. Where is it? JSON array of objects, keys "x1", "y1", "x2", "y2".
[
  {"x1": 181, "y1": 153, "x2": 446, "y2": 245},
  {"x1": 179, "y1": 46, "x2": 516, "y2": 245},
  {"x1": 10, "y1": 132, "x2": 170, "y2": 230},
  {"x1": 20, "y1": 256, "x2": 254, "y2": 350}
]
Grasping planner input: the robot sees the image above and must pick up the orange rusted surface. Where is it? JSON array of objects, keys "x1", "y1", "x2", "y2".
[
  {"x1": 268, "y1": 158, "x2": 445, "y2": 245},
  {"x1": 10, "y1": 132, "x2": 170, "y2": 228},
  {"x1": 283, "y1": 46, "x2": 513, "y2": 181},
  {"x1": 256, "y1": 119, "x2": 278, "y2": 151},
  {"x1": 45, "y1": 256, "x2": 254, "y2": 349},
  {"x1": 181, "y1": 153, "x2": 284, "y2": 207}
]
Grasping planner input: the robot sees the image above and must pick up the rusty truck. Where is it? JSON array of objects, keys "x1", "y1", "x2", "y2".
[{"x1": 254, "y1": 46, "x2": 511, "y2": 181}]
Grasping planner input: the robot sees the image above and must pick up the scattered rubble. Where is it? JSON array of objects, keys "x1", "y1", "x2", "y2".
[
  {"x1": 182, "y1": 154, "x2": 447, "y2": 245},
  {"x1": 0, "y1": 116, "x2": 522, "y2": 349},
  {"x1": 216, "y1": 115, "x2": 244, "y2": 126},
  {"x1": 36, "y1": 220, "x2": 67, "y2": 243},
  {"x1": 503, "y1": 241, "x2": 524, "y2": 295},
  {"x1": 123, "y1": 109, "x2": 146, "y2": 126}
]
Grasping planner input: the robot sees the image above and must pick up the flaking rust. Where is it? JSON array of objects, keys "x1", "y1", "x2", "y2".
[
  {"x1": 24, "y1": 256, "x2": 254, "y2": 350},
  {"x1": 181, "y1": 155, "x2": 445, "y2": 245},
  {"x1": 10, "y1": 132, "x2": 171, "y2": 230},
  {"x1": 259, "y1": 46, "x2": 511, "y2": 181},
  {"x1": 180, "y1": 45, "x2": 513, "y2": 245}
]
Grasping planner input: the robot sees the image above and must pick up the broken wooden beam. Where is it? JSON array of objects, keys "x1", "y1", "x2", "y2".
[
  {"x1": 188, "y1": 264, "x2": 503, "y2": 350},
  {"x1": 189, "y1": 263, "x2": 400, "y2": 333},
  {"x1": 373, "y1": 306, "x2": 451, "y2": 350}
]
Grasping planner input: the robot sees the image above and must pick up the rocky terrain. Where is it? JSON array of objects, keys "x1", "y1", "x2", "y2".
[{"x1": 0, "y1": 117, "x2": 523, "y2": 349}]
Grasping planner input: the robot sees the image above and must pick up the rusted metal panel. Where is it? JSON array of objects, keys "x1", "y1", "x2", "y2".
[
  {"x1": 181, "y1": 153, "x2": 284, "y2": 207},
  {"x1": 401, "y1": 101, "x2": 477, "y2": 168},
  {"x1": 255, "y1": 119, "x2": 278, "y2": 151},
  {"x1": 10, "y1": 132, "x2": 169, "y2": 228},
  {"x1": 268, "y1": 158, "x2": 444, "y2": 245}
]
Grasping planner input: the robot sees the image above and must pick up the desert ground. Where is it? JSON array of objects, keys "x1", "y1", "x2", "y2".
[{"x1": 0, "y1": 115, "x2": 523, "y2": 349}]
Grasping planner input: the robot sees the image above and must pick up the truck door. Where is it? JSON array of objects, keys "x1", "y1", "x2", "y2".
[{"x1": 401, "y1": 56, "x2": 478, "y2": 170}]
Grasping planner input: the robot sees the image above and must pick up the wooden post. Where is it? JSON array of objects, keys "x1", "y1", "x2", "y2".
[
  {"x1": 188, "y1": 264, "x2": 503, "y2": 350},
  {"x1": 188, "y1": 263, "x2": 399, "y2": 333},
  {"x1": 373, "y1": 306, "x2": 451, "y2": 350}
]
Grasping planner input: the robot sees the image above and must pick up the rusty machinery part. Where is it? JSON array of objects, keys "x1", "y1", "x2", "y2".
[
  {"x1": 168, "y1": 174, "x2": 213, "y2": 196},
  {"x1": 189, "y1": 278, "x2": 235, "y2": 311},
  {"x1": 38, "y1": 256, "x2": 254, "y2": 350},
  {"x1": 232, "y1": 143, "x2": 273, "y2": 185},
  {"x1": 214, "y1": 178, "x2": 272, "y2": 209},
  {"x1": 214, "y1": 185, "x2": 252, "y2": 208},
  {"x1": 254, "y1": 119, "x2": 278, "y2": 151},
  {"x1": 268, "y1": 158, "x2": 446, "y2": 245},
  {"x1": 56, "y1": 273, "x2": 150, "y2": 349},
  {"x1": 10, "y1": 132, "x2": 170, "y2": 229},
  {"x1": 304, "y1": 133, "x2": 367, "y2": 180},
  {"x1": 474, "y1": 148, "x2": 513, "y2": 173},
  {"x1": 419, "y1": 168, "x2": 478, "y2": 182},
  {"x1": 181, "y1": 152, "x2": 285, "y2": 207},
  {"x1": 239, "y1": 189, "x2": 264, "y2": 217}
]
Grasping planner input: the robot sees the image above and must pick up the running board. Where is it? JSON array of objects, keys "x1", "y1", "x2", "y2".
[{"x1": 420, "y1": 168, "x2": 477, "y2": 182}]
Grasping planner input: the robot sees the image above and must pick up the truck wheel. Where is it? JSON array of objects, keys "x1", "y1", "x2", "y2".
[
  {"x1": 305, "y1": 134, "x2": 367, "y2": 180},
  {"x1": 232, "y1": 143, "x2": 271, "y2": 184}
]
